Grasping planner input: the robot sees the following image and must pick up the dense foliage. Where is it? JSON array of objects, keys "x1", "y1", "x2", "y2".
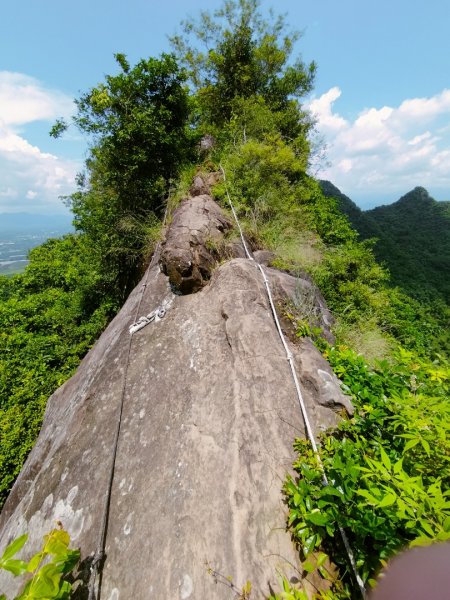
[
  {"x1": 214, "y1": 135, "x2": 447, "y2": 361},
  {"x1": 365, "y1": 188, "x2": 450, "y2": 304},
  {"x1": 54, "y1": 53, "x2": 194, "y2": 300},
  {"x1": 321, "y1": 181, "x2": 450, "y2": 305},
  {"x1": 285, "y1": 343, "x2": 450, "y2": 597},
  {"x1": 0, "y1": 235, "x2": 115, "y2": 507},
  {"x1": 171, "y1": 0, "x2": 315, "y2": 146}
]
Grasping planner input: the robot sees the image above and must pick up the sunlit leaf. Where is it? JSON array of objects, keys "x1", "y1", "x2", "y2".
[{"x1": 0, "y1": 534, "x2": 28, "y2": 564}]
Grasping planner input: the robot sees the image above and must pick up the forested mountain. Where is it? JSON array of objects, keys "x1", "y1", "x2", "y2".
[
  {"x1": 320, "y1": 181, "x2": 450, "y2": 304},
  {"x1": 0, "y1": 2, "x2": 449, "y2": 599}
]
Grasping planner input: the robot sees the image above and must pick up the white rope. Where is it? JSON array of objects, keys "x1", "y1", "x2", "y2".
[{"x1": 219, "y1": 164, "x2": 366, "y2": 598}]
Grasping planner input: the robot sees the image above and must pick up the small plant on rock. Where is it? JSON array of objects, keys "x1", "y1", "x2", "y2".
[{"x1": 0, "y1": 524, "x2": 80, "y2": 600}]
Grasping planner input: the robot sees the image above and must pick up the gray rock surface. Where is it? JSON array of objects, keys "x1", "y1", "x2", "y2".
[
  {"x1": 189, "y1": 172, "x2": 221, "y2": 197},
  {"x1": 0, "y1": 194, "x2": 352, "y2": 600},
  {"x1": 160, "y1": 194, "x2": 232, "y2": 294}
]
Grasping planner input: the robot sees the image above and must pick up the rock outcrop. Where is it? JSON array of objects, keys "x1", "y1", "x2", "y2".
[
  {"x1": 0, "y1": 179, "x2": 352, "y2": 599},
  {"x1": 160, "y1": 193, "x2": 232, "y2": 294}
]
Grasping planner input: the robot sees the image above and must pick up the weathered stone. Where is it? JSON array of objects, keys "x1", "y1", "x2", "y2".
[
  {"x1": 160, "y1": 194, "x2": 232, "y2": 294},
  {"x1": 189, "y1": 175, "x2": 210, "y2": 197},
  {"x1": 0, "y1": 196, "x2": 352, "y2": 600},
  {"x1": 263, "y1": 266, "x2": 335, "y2": 344},
  {"x1": 253, "y1": 250, "x2": 275, "y2": 266},
  {"x1": 189, "y1": 172, "x2": 221, "y2": 197}
]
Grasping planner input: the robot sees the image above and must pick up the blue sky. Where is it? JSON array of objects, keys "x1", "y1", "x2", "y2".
[{"x1": 1, "y1": 0, "x2": 449, "y2": 213}]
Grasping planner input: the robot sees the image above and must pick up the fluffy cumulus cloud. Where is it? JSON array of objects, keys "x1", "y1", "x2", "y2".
[
  {"x1": 0, "y1": 72, "x2": 79, "y2": 214},
  {"x1": 309, "y1": 88, "x2": 450, "y2": 207}
]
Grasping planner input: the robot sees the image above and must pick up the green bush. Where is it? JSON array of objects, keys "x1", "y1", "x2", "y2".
[
  {"x1": 285, "y1": 343, "x2": 450, "y2": 596},
  {"x1": 0, "y1": 235, "x2": 116, "y2": 509}
]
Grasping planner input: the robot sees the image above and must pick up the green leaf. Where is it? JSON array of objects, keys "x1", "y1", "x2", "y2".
[
  {"x1": 54, "y1": 580, "x2": 72, "y2": 600},
  {"x1": 356, "y1": 489, "x2": 378, "y2": 505},
  {"x1": 0, "y1": 558, "x2": 27, "y2": 576},
  {"x1": 317, "y1": 552, "x2": 328, "y2": 567},
  {"x1": 306, "y1": 511, "x2": 329, "y2": 526},
  {"x1": 443, "y1": 516, "x2": 450, "y2": 532},
  {"x1": 57, "y1": 548, "x2": 80, "y2": 574},
  {"x1": 27, "y1": 551, "x2": 44, "y2": 573},
  {"x1": 1, "y1": 534, "x2": 28, "y2": 562},
  {"x1": 419, "y1": 519, "x2": 434, "y2": 537},
  {"x1": 403, "y1": 438, "x2": 420, "y2": 453},
  {"x1": 321, "y1": 486, "x2": 344, "y2": 498},
  {"x1": 303, "y1": 534, "x2": 317, "y2": 556},
  {"x1": 43, "y1": 530, "x2": 69, "y2": 558},
  {"x1": 393, "y1": 458, "x2": 404, "y2": 474},
  {"x1": 28, "y1": 563, "x2": 61, "y2": 597},
  {"x1": 377, "y1": 493, "x2": 397, "y2": 508},
  {"x1": 420, "y1": 438, "x2": 430, "y2": 455},
  {"x1": 379, "y1": 447, "x2": 391, "y2": 471},
  {"x1": 302, "y1": 560, "x2": 315, "y2": 573}
]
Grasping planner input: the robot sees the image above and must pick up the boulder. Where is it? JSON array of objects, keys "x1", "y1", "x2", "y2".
[
  {"x1": 160, "y1": 194, "x2": 232, "y2": 294},
  {"x1": 189, "y1": 172, "x2": 221, "y2": 197}
]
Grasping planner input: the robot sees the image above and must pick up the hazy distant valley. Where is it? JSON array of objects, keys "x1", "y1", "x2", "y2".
[{"x1": 0, "y1": 214, "x2": 73, "y2": 275}]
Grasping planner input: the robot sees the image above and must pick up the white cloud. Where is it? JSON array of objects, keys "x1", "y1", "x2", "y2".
[
  {"x1": 0, "y1": 72, "x2": 73, "y2": 127},
  {"x1": 310, "y1": 87, "x2": 450, "y2": 205},
  {"x1": 0, "y1": 72, "x2": 79, "y2": 214},
  {"x1": 397, "y1": 90, "x2": 450, "y2": 122},
  {"x1": 309, "y1": 87, "x2": 347, "y2": 133}
]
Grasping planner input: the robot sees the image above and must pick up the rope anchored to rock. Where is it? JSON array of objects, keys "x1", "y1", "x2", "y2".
[{"x1": 219, "y1": 163, "x2": 367, "y2": 599}]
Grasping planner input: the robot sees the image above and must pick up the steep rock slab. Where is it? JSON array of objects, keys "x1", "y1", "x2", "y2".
[{"x1": 0, "y1": 208, "x2": 351, "y2": 599}]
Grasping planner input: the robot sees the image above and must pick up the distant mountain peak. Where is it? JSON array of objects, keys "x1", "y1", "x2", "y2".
[
  {"x1": 398, "y1": 187, "x2": 432, "y2": 204},
  {"x1": 321, "y1": 181, "x2": 450, "y2": 304}
]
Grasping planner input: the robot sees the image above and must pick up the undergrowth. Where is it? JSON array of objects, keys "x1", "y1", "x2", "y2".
[
  {"x1": 284, "y1": 342, "x2": 450, "y2": 597},
  {"x1": 212, "y1": 133, "x2": 448, "y2": 362}
]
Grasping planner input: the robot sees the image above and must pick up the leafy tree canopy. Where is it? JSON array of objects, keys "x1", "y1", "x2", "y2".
[
  {"x1": 56, "y1": 53, "x2": 195, "y2": 299},
  {"x1": 171, "y1": 0, "x2": 316, "y2": 136},
  {"x1": 72, "y1": 52, "x2": 193, "y2": 213}
]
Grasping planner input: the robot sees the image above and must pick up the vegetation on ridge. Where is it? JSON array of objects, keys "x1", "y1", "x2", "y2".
[
  {"x1": 0, "y1": 1, "x2": 449, "y2": 598},
  {"x1": 320, "y1": 181, "x2": 450, "y2": 305}
]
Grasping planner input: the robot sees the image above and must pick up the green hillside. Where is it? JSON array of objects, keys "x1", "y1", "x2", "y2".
[{"x1": 320, "y1": 181, "x2": 450, "y2": 304}]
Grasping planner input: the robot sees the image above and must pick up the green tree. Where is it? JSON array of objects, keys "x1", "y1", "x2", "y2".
[
  {"x1": 56, "y1": 53, "x2": 194, "y2": 299},
  {"x1": 0, "y1": 235, "x2": 114, "y2": 508},
  {"x1": 171, "y1": 0, "x2": 316, "y2": 140}
]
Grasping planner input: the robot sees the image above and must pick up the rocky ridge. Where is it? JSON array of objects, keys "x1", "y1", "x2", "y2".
[{"x1": 0, "y1": 174, "x2": 352, "y2": 599}]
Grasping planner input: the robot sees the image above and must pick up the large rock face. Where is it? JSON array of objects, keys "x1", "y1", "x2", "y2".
[{"x1": 0, "y1": 185, "x2": 351, "y2": 599}]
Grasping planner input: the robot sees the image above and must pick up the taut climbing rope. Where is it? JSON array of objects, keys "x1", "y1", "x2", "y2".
[
  {"x1": 88, "y1": 209, "x2": 168, "y2": 600},
  {"x1": 219, "y1": 164, "x2": 367, "y2": 599}
]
